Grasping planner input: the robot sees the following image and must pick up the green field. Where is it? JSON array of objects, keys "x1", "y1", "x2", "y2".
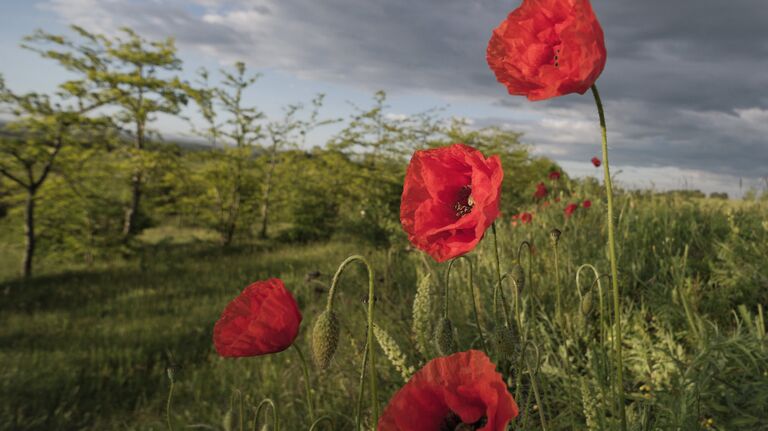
[{"x1": 2, "y1": 194, "x2": 767, "y2": 430}]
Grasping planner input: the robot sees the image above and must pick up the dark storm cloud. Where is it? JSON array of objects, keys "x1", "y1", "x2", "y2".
[{"x1": 43, "y1": 0, "x2": 768, "y2": 185}]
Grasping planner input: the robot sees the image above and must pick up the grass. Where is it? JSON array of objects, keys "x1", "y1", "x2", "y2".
[{"x1": 1, "y1": 193, "x2": 767, "y2": 430}]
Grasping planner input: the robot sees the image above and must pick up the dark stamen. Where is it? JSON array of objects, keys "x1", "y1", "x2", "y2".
[
  {"x1": 439, "y1": 412, "x2": 488, "y2": 431},
  {"x1": 452, "y1": 185, "x2": 474, "y2": 218}
]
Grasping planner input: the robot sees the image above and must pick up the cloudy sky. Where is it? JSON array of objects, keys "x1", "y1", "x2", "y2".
[{"x1": 1, "y1": 0, "x2": 767, "y2": 196}]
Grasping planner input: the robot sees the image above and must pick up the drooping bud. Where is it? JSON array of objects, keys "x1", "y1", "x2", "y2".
[
  {"x1": 435, "y1": 318, "x2": 457, "y2": 356},
  {"x1": 549, "y1": 228, "x2": 562, "y2": 246},
  {"x1": 495, "y1": 324, "x2": 517, "y2": 360},
  {"x1": 311, "y1": 309, "x2": 340, "y2": 370},
  {"x1": 510, "y1": 264, "x2": 526, "y2": 292},
  {"x1": 581, "y1": 290, "x2": 594, "y2": 316}
]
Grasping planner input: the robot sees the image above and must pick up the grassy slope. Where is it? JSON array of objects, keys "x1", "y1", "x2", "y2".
[{"x1": 1, "y1": 196, "x2": 768, "y2": 430}]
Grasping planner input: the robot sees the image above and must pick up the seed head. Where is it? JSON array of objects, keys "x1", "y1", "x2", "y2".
[
  {"x1": 312, "y1": 309, "x2": 340, "y2": 370},
  {"x1": 549, "y1": 228, "x2": 562, "y2": 246},
  {"x1": 434, "y1": 318, "x2": 457, "y2": 356}
]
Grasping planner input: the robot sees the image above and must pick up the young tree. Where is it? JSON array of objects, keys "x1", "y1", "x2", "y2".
[
  {"x1": 0, "y1": 76, "x2": 108, "y2": 277},
  {"x1": 259, "y1": 95, "x2": 334, "y2": 238},
  {"x1": 24, "y1": 26, "x2": 189, "y2": 240},
  {"x1": 188, "y1": 62, "x2": 263, "y2": 245}
]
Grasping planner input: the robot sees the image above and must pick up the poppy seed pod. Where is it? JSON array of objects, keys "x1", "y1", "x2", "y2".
[
  {"x1": 549, "y1": 228, "x2": 562, "y2": 246},
  {"x1": 510, "y1": 264, "x2": 526, "y2": 292},
  {"x1": 435, "y1": 318, "x2": 457, "y2": 356},
  {"x1": 495, "y1": 324, "x2": 517, "y2": 360},
  {"x1": 312, "y1": 309, "x2": 340, "y2": 370}
]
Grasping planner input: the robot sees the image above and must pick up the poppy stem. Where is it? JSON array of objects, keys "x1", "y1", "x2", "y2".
[
  {"x1": 326, "y1": 255, "x2": 379, "y2": 429},
  {"x1": 309, "y1": 415, "x2": 334, "y2": 431},
  {"x1": 491, "y1": 223, "x2": 511, "y2": 327},
  {"x1": 254, "y1": 398, "x2": 279, "y2": 431},
  {"x1": 292, "y1": 344, "x2": 315, "y2": 423},
  {"x1": 165, "y1": 379, "x2": 174, "y2": 431},
  {"x1": 590, "y1": 84, "x2": 627, "y2": 431},
  {"x1": 446, "y1": 256, "x2": 488, "y2": 355}
]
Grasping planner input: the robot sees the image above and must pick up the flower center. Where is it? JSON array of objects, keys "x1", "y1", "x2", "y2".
[
  {"x1": 452, "y1": 185, "x2": 474, "y2": 218},
  {"x1": 439, "y1": 412, "x2": 488, "y2": 431},
  {"x1": 553, "y1": 47, "x2": 561, "y2": 68}
]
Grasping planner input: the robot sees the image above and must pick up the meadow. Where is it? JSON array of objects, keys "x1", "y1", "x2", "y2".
[{"x1": 2, "y1": 192, "x2": 767, "y2": 430}]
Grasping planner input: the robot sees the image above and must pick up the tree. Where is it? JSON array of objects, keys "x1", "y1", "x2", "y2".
[
  {"x1": 0, "y1": 76, "x2": 108, "y2": 277},
  {"x1": 24, "y1": 26, "x2": 189, "y2": 240},
  {"x1": 259, "y1": 94, "x2": 334, "y2": 238},
  {"x1": 188, "y1": 62, "x2": 263, "y2": 245}
]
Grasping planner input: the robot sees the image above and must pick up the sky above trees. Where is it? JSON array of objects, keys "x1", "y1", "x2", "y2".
[{"x1": 1, "y1": 0, "x2": 767, "y2": 197}]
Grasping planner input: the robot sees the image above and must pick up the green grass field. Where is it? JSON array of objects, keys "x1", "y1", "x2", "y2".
[{"x1": 2, "y1": 194, "x2": 768, "y2": 430}]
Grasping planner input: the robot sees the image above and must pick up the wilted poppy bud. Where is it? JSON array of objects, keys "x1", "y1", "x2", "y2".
[
  {"x1": 495, "y1": 324, "x2": 517, "y2": 360},
  {"x1": 510, "y1": 264, "x2": 525, "y2": 292},
  {"x1": 312, "y1": 309, "x2": 340, "y2": 370},
  {"x1": 435, "y1": 318, "x2": 457, "y2": 356},
  {"x1": 581, "y1": 290, "x2": 594, "y2": 316},
  {"x1": 549, "y1": 228, "x2": 562, "y2": 246}
]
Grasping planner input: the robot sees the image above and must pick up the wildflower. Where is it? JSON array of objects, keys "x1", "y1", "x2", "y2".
[
  {"x1": 548, "y1": 171, "x2": 561, "y2": 180},
  {"x1": 533, "y1": 182, "x2": 548, "y2": 199},
  {"x1": 486, "y1": 0, "x2": 606, "y2": 101},
  {"x1": 378, "y1": 350, "x2": 518, "y2": 431},
  {"x1": 400, "y1": 144, "x2": 503, "y2": 262},
  {"x1": 520, "y1": 212, "x2": 533, "y2": 224},
  {"x1": 591, "y1": 157, "x2": 601, "y2": 167},
  {"x1": 564, "y1": 203, "x2": 578, "y2": 217},
  {"x1": 213, "y1": 279, "x2": 301, "y2": 357},
  {"x1": 582, "y1": 200, "x2": 592, "y2": 208}
]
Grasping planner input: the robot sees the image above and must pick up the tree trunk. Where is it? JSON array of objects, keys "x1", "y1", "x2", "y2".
[
  {"x1": 22, "y1": 189, "x2": 36, "y2": 278},
  {"x1": 259, "y1": 140, "x2": 279, "y2": 239},
  {"x1": 122, "y1": 119, "x2": 145, "y2": 239},
  {"x1": 122, "y1": 171, "x2": 142, "y2": 238}
]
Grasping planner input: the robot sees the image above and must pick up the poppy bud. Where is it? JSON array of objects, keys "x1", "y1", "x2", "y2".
[
  {"x1": 166, "y1": 365, "x2": 178, "y2": 383},
  {"x1": 581, "y1": 290, "x2": 594, "y2": 316},
  {"x1": 312, "y1": 309, "x2": 340, "y2": 370},
  {"x1": 510, "y1": 264, "x2": 525, "y2": 292},
  {"x1": 435, "y1": 318, "x2": 457, "y2": 356},
  {"x1": 549, "y1": 228, "x2": 562, "y2": 246},
  {"x1": 222, "y1": 410, "x2": 234, "y2": 431},
  {"x1": 495, "y1": 324, "x2": 517, "y2": 360}
]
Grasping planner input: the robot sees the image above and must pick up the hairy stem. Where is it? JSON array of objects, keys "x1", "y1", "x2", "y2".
[
  {"x1": 591, "y1": 84, "x2": 626, "y2": 431},
  {"x1": 293, "y1": 344, "x2": 315, "y2": 422}
]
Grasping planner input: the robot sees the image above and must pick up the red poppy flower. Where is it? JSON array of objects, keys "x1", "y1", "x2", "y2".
[
  {"x1": 521, "y1": 212, "x2": 533, "y2": 224},
  {"x1": 533, "y1": 182, "x2": 548, "y2": 199},
  {"x1": 400, "y1": 143, "x2": 503, "y2": 262},
  {"x1": 548, "y1": 171, "x2": 561, "y2": 180},
  {"x1": 378, "y1": 350, "x2": 518, "y2": 431},
  {"x1": 582, "y1": 200, "x2": 592, "y2": 208},
  {"x1": 564, "y1": 203, "x2": 578, "y2": 217},
  {"x1": 487, "y1": 0, "x2": 607, "y2": 101},
  {"x1": 213, "y1": 278, "x2": 302, "y2": 357},
  {"x1": 591, "y1": 157, "x2": 602, "y2": 167}
]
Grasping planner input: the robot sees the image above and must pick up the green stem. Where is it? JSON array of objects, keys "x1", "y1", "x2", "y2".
[
  {"x1": 355, "y1": 340, "x2": 369, "y2": 431},
  {"x1": 309, "y1": 416, "x2": 334, "y2": 431},
  {"x1": 253, "y1": 398, "x2": 279, "y2": 431},
  {"x1": 327, "y1": 255, "x2": 379, "y2": 429},
  {"x1": 165, "y1": 380, "x2": 174, "y2": 431},
  {"x1": 491, "y1": 223, "x2": 511, "y2": 327},
  {"x1": 554, "y1": 242, "x2": 561, "y2": 323},
  {"x1": 293, "y1": 344, "x2": 315, "y2": 422},
  {"x1": 591, "y1": 84, "x2": 626, "y2": 431},
  {"x1": 447, "y1": 256, "x2": 488, "y2": 354}
]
